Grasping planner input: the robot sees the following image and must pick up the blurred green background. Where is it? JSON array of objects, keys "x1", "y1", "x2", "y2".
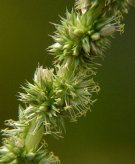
[{"x1": 0, "y1": 1, "x2": 135, "y2": 164}]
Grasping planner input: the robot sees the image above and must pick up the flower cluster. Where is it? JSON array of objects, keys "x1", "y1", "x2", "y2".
[
  {"x1": 55, "y1": 64, "x2": 100, "y2": 121},
  {"x1": 0, "y1": 110, "x2": 60, "y2": 164},
  {"x1": 49, "y1": 1, "x2": 125, "y2": 65},
  {"x1": 75, "y1": 0, "x2": 134, "y2": 14},
  {"x1": 19, "y1": 67, "x2": 64, "y2": 138},
  {"x1": 0, "y1": 132, "x2": 60, "y2": 163},
  {"x1": 104, "y1": 0, "x2": 134, "y2": 15}
]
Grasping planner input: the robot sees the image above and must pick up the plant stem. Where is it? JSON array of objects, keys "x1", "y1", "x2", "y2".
[{"x1": 25, "y1": 120, "x2": 44, "y2": 152}]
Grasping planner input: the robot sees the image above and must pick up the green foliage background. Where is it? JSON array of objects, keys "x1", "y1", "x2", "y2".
[{"x1": 0, "y1": 0, "x2": 135, "y2": 163}]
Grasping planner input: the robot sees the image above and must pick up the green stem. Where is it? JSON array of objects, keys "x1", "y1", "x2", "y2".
[
  {"x1": 25, "y1": 120, "x2": 44, "y2": 152},
  {"x1": 59, "y1": 56, "x2": 77, "y2": 79}
]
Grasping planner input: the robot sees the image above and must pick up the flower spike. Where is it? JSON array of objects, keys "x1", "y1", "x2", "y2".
[{"x1": 0, "y1": 0, "x2": 134, "y2": 163}]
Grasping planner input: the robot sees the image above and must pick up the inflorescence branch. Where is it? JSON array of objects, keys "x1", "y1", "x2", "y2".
[{"x1": 0, "y1": 0, "x2": 134, "y2": 163}]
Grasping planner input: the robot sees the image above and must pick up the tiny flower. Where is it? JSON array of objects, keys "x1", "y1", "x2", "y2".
[
  {"x1": 91, "y1": 32, "x2": 100, "y2": 40},
  {"x1": 82, "y1": 36, "x2": 91, "y2": 54},
  {"x1": 34, "y1": 66, "x2": 53, "y2": 82}
]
